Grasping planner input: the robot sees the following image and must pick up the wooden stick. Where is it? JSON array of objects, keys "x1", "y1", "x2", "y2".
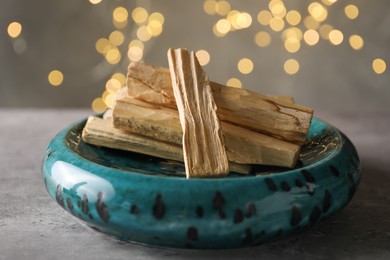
[
  {"x1": 126, "y1": 62, "x2": 313, "y2": 144},
  {"x1": 82, "y1": 116, "x2": 183, "y2": 162},
  {"x1": 167, "y1": 48, "x2": 229, "y2": 178},
  {"x1": 113, "y1": 95, "x2": 300, "y2": 167},
  {"x1": 82, "y1": 116, "x2": 252, "y2": 175}
]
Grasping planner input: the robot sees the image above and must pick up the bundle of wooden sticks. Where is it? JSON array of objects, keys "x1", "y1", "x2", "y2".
[{"x1": 82, "y1": 48, "x2": 314, "y2": 178}]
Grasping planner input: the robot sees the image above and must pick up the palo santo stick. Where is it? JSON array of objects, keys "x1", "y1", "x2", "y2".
[
  {"x1": 167, "y1": 48, "x2": 229, "y2": 178},
  {"x1": 82, "y1": 116, "x2": 252, "y2": 175},
  {"x1": 82, "y1": 116, "x2": 183, "y2": 162},
  {"x1": 127, "y1": 62, "x2": 313, "y2": 144},
  {"x1": 113, "y1": 94, "x2": 300, "y2": 167}
]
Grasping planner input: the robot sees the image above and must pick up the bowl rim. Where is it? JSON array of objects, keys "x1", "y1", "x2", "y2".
[{"x1": 45, "y1": 116, "x2": 350, "y2": 184}]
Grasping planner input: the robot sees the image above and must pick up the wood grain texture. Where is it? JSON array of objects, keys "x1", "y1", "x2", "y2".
[
  {"x1": 167, "y1": 48, "x2": 229, "y2": 178},
  {"x1": 126, "y1": 62, "x2": 313, "y2": 144},
  {"x1": 113, "y1": 95, "x2": 300, "y2": 167},
  {"x1": 82, "y1": 116, "x2": 183, "y2": 162},
  {"x1": 82, "y1": 116, "x2": 252, "y2": 175}
]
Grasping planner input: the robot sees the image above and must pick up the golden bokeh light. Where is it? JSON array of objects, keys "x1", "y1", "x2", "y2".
[
  {"x1": 349, "y1": 34, "x2": 364, "y2": 50},
  {"x1": 104, "y1": 93, "x2": 117, "y2": 109},
  {"x1": 303, "y1": 16, "x2": 320, "y2": 30},
  {"x1": 109, "y1": 31, "x2": 124, "y2": 46},
  {"x1": 148, "y1": 20, "x2": 163, "y2": 37},
  {"x1": 319, "y1": 24, "x2": 333, "y2": 39},
  {"x1": 282, "y1": 27, "x2": 303, "y2": 41},
  {"x1": 111, "y1": 73, "x2": 127, "y2": 86},
  {"x1": 101, "y1": 90, "x2": 110, "y2": 101},
  {"x1": 137, "y1": 25, "x2": 152, "y2": 41},
  {"x1": 92, "y1": 98, "x2": 107, "y2": 113},
  {"x1": 304, "y1": 29, "x2": 320, "y2": 46},
  {"x1": 329, "y1": 29, "x2": 344, "y2": 45},
  {"x1": 195, "y1": 50, "x2": 211, "y2": 66},
  {"x1": 238, "y1": 58, "x2": 254, "y2": 74},
  {"x1": 322, "y1": 0, "x2": 338, "y2": 6},
  {"x1": 132, "y1": 7, "x2": 148, "y2": 24},
  {"x1": 113, "y1": 7, "x2": 128, "y2": 23},
  {"x1": 48, "y1": 70, "x2": 64, "y2": 87},
  {"x1": 105, "y1": 47, "x2": 121, "y2": 64},
  {"x1": 95, "y1": 38, "x2": 110, "y2": 54},
  {"x1": 237, "y1": 12, "x2": 252, "y2": 29},
  {"x1": 227, "y1": 10, "x2": 240, "y2": 29},
  {"x1": 284, "y1": 38, "x2": 301, "y2": 53},
  {"x1": 257, "y1": 10, "x2": 272, "y2": 26},
  {"x1": 268, "y1": 0, "x2": 283, "y2": 11},
  {"x1": 254, "y1": 31, "x2": 271, "y2": 47},
  {"x1": 216, "y1": 19, "x2": 231, "y2": 34},
  {"x1": 308, "y1": 2, "x2": 328, "y2": 22},
  {"x1": 345, "y1": 4, "x2": 359, "y2": 20},
  {"x1": 269, "y1": 17, "x2": 285, "y2": 32},
  {"x1": 149, "y1": 12, "x2": 165, "y2": 24},
  {"x1": 106, "y1": 78, "x2": 122, "y2": 93},
  {"x1": 213, "y1": 24, "x2": 226, "y2": 37},
  {"x1": 284, "y1": 59, "x2": 300, "y2": 75},
  {"x1": 226, "y1": 78, "x2": 242, "y2": 88},
  {"x1": 128, "y1": 39, "x2": 144, "y2": 49},
  {"x1": 89, "y1": 0, "x2": 102, "y2": 4},
  {"x1": 216, "y1": 1, "x2": 231, "y2": 16},
  {"x1": 270, "y1": 2, "x2": 286, "y2": 18},
  {"x1": 372, "y1": 59, "x2": 386, "y2": 74},
  {"x1": 204, "y1": 0, "x2": 217, "y2": 15},
  {"x1": 286, "y1": 10, "x2": 301, "y2": 26},
  {"x1": 128, "y1": 46, "x2": 143, "y2": 62},
  {"x1": 7, "y1": 22, "x2": 22, "y2": 38}
]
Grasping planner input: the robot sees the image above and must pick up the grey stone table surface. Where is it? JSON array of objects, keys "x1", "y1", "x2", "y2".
[{"x1": 1, "y1": 109, "x2": 389, "y2": 260}]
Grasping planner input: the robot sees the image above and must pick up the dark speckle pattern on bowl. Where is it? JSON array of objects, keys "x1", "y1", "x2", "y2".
[{"x1": 42, "y1": 117, "x2": 361, "y2": 249}]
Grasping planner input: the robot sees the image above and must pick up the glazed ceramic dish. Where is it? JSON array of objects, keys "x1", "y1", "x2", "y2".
[{"x1": 42, "y1": 117, "x2": 361, "y2": 249}]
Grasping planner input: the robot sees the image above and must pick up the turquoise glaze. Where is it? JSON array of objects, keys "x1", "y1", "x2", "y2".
[{"x1": 42, "y1": 117, "x2": 361, "y2": 249}]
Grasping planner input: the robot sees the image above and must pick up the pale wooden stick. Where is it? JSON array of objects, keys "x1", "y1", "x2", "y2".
[
  {"x1": 167, "y1": 48, "x2": 229, "y2": 178},
  {"x1": 126, "y1": 62, "x2": 313, "y2": 144},
  {"x1": 82, "y1": 116, "x2": 252, "y2": 175},
  {"x1": 113, "y1": 91, "x2": 300, "y2": 167},
  {"x1": 82, "y1": 116, "x2": 183, "y2": 162}
]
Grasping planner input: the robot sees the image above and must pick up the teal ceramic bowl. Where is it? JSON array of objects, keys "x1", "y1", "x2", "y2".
[{"x1": 42, "y1": 117, "x2": 361, "y2": 249}]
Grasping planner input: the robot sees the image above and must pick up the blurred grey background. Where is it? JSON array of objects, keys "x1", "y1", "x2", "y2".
[{"x1": 0, "y1": 0, "x2": 389, "y2": 113}]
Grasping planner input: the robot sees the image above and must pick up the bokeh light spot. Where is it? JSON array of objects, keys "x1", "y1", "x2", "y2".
[
  {"x1": 304, "y1": 29, "x2": 320, "y2": 46},
  {"x1": 345, "y1": 4, "x2": 359, "y2": 20},
  {"x1": 269, "y1": 17, "x2": 285, "y2": 32},
  {"x1": 113, "y1": 7, "x2": 128, "y2": 23},
  {"x1": 106, "y1": 78, "x2": 122, "y2": 93},
  {"x1": 204, "y1": 0, "x2": 218, "y2": 15},
  {"x1": 48, "y1": 70, "x2": 64, "y2": 87},
  {"x1": 226, "y1": 78, "x2": 242, "y2": 88},
  {"x1": 284, "y1": 59, "x2": 300, "y2": 75},
  {"x1": 105, "y1": 47, "x2": 121, "y2": 64},
  {"x1": 195, "y1": 50, "x2": 210, "y2": 66},
  {"x1": 109, "y1": 31, "x2": 125, "y2": 46},
  {"x1": 89, "y1": 0, "x2": 102, "y2": 4},
  {"x1": 349, "y1": 35, "x2": 364, "y2": 50},
  {"x1": 372, "y1": 59, "x2": 386, "y2": 74},
  {"x1": 238, "y1": 58, "x2": 254, "y2": 74},
  {"x1": 257, "y1": 10, "x2": 272, "y2": 26},
  {"x1": 92, "y1": 98, "x2": 107, "y2": 113},
  {"x1": 286, "y1": 10, "x2": 301, "y2": 26},
  {"x1": 132, "y1": 7, "x2": 148, "y2": 24},
  {"x1": 255, "y1": 31, "x2": 271, "y2": 47},
  {"x1": 111, "y1": 73, "x2": 127, "y2": 86},
  {"x1": 284, "y1": 38, "x2": 301, "y2": 53},
  {"x1": 7, "y1": 22, "x2": 22, "y2": 38},
  {"x1": 329, "y1": 29, "x2": 344, "y2": 45}
]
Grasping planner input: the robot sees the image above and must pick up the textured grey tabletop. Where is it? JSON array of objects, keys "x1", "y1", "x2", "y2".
[{"x1": 1, "y1": 109, "x2": 389, "y2": 260}]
